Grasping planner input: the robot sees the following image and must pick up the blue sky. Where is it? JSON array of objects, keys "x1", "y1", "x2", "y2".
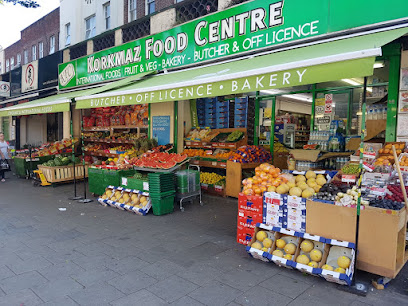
[{"x1": 0, "y1": 0, "x2": 60, "y2": 48}]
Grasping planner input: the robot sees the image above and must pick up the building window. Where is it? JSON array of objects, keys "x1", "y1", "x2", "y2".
[
  {"x1": 24, "y1": 49, "x2": 28, "y2": 64},
  {"x1": 16, "y1": 54, "x2": 21, "y2": 67},
  {"x1": 146, "y1": 0, "x2": 155, "y2": 15},
  {"x1": 10, "y1": 57, "x2": 14, "y2": 69},
  {"x1": 129, "y1": 0, "x2": 137, "y2": 21},
  {"x1": 85, "y1": 15, "x2": 96, "y2": 39},
  {"x1": 5, "y1": 59, "x2": 9, "y2": 72},
  {"x1": 32, "y1": 45, "x2": 37, "y2": 61},
  {"x1": 49, "y1": 35, "x2": 55, "y2": 54},
  {"x1": 39, "y1": 42, "x2": 44, "y2": 58},
  {"x1": 104, "y1": 2, "x2": 111, "y2": 30},
  {"x1": 175, "y1": 0, "x2": 183, "y2": 2},
  {"x1": 65, "y1": 23, "x2": 71, "y2": 46}
]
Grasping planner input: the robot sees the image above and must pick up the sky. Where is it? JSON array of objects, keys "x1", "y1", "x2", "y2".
[{"x1": 0, "y1": 0, "x2": 60, "y2": 49}]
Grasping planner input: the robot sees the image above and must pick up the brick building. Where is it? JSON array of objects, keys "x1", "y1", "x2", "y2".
[{"x1": 4, "y1": 8, "x2": 60, "y2": 73}]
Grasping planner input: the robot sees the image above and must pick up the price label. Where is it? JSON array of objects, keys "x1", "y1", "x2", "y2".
[
  {"x1": 143, "y1": 182, "x2": 149, "y2": 191},
  {"x1": 342, "y1": 175, "x2": 356, "y2": 183},
  {"x1": 215, "y1": 185, "x2": 223, "y2": 192},
  {"x1": 121, "y1": 177, "x2": 128, "y2": 186},
  {"x1": 211, "y1": 162, "x2": 217, "y2": 166}
]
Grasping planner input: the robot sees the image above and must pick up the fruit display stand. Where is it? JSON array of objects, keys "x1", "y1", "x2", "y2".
[
  {"x1": 14, "y1": 156, "x2": 53, "y2": 178},
  {"x1": 37, "y1": 164, "x2": 89, "y2": 184},
  {"x1": 226, "y1": 161, "x2": 265, "y2": 198},
  {"x1": 306, "y1": 199, "x2": 408, "y2": 279}
]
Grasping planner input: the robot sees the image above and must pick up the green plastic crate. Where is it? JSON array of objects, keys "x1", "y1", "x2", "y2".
[
  {"x1": 124, "y1": 177, "x2": 149, "y2": 191},
  {"x1": 14, "y1": 156, "x2": 53, "y2": 178},
  {"x1": 88, "y1": 168, "x2": 105, "y2": 195},
  {"x1": 150, "y1": 193, "x2": 175, "y2": 216}
]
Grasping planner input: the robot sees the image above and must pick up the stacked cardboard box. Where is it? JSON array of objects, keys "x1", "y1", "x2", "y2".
[{"x1": 236, "y1": 193, "x2": 263, "y2": 245}]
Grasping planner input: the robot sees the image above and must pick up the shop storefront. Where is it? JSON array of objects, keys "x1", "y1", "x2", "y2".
[{"x1": 2, "y1": 0, "x2": 408, "y2": 287}]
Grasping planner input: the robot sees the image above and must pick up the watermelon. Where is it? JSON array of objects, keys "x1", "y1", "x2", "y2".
[{"x1": 61, "y1": 157, "x2": 70, "y2": 165}]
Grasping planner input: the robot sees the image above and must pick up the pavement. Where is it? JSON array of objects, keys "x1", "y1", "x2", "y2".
[{"x1": 0, "y1": 173, "x2": 407, "y2": 306}]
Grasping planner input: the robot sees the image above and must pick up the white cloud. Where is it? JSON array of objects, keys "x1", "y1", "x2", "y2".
[{"x1": 0, "y1": 0, "x2": 60, "y2": 48}]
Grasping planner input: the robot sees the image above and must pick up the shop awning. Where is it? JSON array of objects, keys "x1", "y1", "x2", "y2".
[
  {"x1": 74, "y1": 27, "x2": 408, "y2": 109},
  {"x1": 0, "y1": 72, "x2": 152, "y2": 117}
]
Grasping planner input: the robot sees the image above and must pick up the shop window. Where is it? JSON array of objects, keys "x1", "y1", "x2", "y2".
[
  {"x1": 65, "y1": 23, "x2": 71, "y2": 46},
  {"x1": 10, "y1": 57, "x2": 14, "y2": 70},
  {"x1": 49, "y1": 35, "x2": 56, "y2": 54},
  {"x1": 5, "y1": 59, "x2": 9, "y2": 72},
  {"x1": 39, "y1": 42, "x2": 44, "y2": 59},
  {"x1": 24, "y1": 50, "x2": 28, "y2": 65},
  {"x1": 129, "y1": 0, "x2": 137, "y2": 22},
  {"x1": 85, "y1": 15, "x2": 96, "y2": 39},
  {"x1": 32, "y1": 45, "x2": 37, "y2": 61},
  {"x1": 16, "y1": 54, "x2": 21, "y2": 67},
  {"x1": 146, "y1": 0, "x2": 155, "y2": 15},
  {"x1": 104, "y1": 2, "x2": 111, "y2": 30}
]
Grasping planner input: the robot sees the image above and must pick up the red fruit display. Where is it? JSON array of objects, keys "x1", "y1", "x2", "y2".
[{"x1": 130, "y1": 152, "x2": 188, "y2": 169}]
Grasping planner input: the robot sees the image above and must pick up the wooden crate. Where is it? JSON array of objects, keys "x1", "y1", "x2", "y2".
[
  {"x1": 306, "y1": 200, "x2": 408, "y2": 278},
  {"x1": 226, "y1": 161, "x2": 263, "y2": 198},
  {"x1": 37, "y1": 164, "x2": 89, "y2": 183}
]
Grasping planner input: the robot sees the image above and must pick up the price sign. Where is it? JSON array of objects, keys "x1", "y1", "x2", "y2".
[
  {"x1": 325, "y1": 94, "x2": 333, "y2": 113},
  {"x1": 143, "y1": 182, "x2": 149, "y2": 191},
  {"x1": 341, "y1": 175, "x2": 356, "y2": 183}
]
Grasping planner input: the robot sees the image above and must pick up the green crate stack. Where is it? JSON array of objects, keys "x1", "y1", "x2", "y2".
[
  {"x1": 88, "y1": 168, "x2": 105, "y2": 195},
  {"x1": 124, "y1": 177, "x2": 149, "y2": 191},
  {"x1": 148, "y1": 173, "x2": 176, "y2": 215},
  {"x1": 175, "y1": 170, "x2": 200, "y2": 194}
]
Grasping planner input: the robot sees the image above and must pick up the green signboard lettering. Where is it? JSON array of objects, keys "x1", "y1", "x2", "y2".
[{"x1": 59, "y1": 0, "x2": 408, "y2": 90}]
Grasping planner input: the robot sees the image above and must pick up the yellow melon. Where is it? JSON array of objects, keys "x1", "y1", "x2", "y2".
[
  {"x1": 283, "y1": 254, "x2": 293, "y2": 260},
  {"x1": 306, "y1": 170, "x2": 316, "y2": 179},
  {"x1": 296, "y1": 254, "x2": 310, "y2": 265},
  {"x1": 310, "y1": 249, "x2": 322, "y2": 262},
  {"x1": 275, "y1": 239, "x2": 286, "y2": 249},
  {"x1": 308, "y1": 261, "x2": 318, "y2": 268},
  {"x1": 272, "y1": 249, "x2": 284, "y2": 257},
  {"x1": 300, "y1": 240, "x2": 314, "y2": 253},
  {"x1": 263, "y1": 238, "x2": 273, "y2": 248},
  {"x1": 251, "y1": 242, "x2": 262, "y2": 250},
  {"x1": 322, "y1": 264, "x2": 334, "y2": 271},
  {"x1": 337, "y1": 256, "x2": 351, "y2": 269},
  {"x1": 284, "y1": 243, "x2": 296, "y2": 255},
  {"x1": 256, "y1": 231, "x2": 268, "y2": 242},
  {"x1": 335, "y1": 267, "x2": 346, "y2": 273}
]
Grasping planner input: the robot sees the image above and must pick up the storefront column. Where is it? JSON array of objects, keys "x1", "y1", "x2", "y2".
[
  {"x1": 20, "y1": 117, "x2": 27, "y2": 145},
  {"x1": 385, "y1": 43, "x2": 401, "y2": 142},
  {"x1": 72, "y1": 108, "x2": 82, "y2": 138},
  {"x1": 150, "y1": 101, "x2": 174, "y2": 145},
  {"x1": 178, "y1": 100, "x2": 192, "y2": 153},
  {"x1": 63, "y1": 111, "x2": 71, "y2": 139}
]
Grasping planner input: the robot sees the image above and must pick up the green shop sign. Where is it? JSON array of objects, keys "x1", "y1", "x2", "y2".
[
  {"x1": 76, "y1": 57, "x2": 375, "y2": 109},
  {"x1": 0, "y1": 102, "x2": 70, "y2": 117},
  {"x1": 59, "y1": 0, "x2": 408, "y2": 90}
]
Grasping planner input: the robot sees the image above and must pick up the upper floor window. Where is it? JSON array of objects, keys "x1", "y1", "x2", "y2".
[
  {"x1": 175, "y1": 0, "x2": 184, "y2": 2},
  {"x1": 129, "y1": 0, "x2": 137, "y2": 21},
  {"x1": 10, "y1": 57, "x2": 14, "y2": 70},
  {"x1": 49, "y1": 35, "x2": 55, "y2": 54},
  {"x1": 16, "y1": 54, "x2": 21, "y2": 67},
  {"x1": 5, "y1": 59, "x2": 9, "y2": 72},
  {"x1": 85, "y1": 15, "x2": 96, "y2": 39},
  {"x1": 32, "y1": 45, "x2": 37, "y2": 61},
  {"x1": 146, "y1": 0, "x2": 155, "y2": 15},
  {"x1": 39, "y1": 42, "x2": 44, "y2": 59},
  {"x1": 24, "y1": 49, "x2": 28, "y2": 64},
  {"x1": 104, "y1": 2, "x2": 111, "y2": 30},
  {"x1": 65, "y1": 23, "x2": 71, "y2": 46}
]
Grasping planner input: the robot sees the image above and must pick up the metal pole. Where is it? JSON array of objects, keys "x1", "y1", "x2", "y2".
[
  {"x1": 174, "y1": 101, "x2": 178, "y2": 153},
  {"x1": 269, "y1": 97, "x2": 276, "y2": 162},
  {"x1": 310, "y1": 84, "x2": 316, "y2": 132},
  {"x1": 78, "y1": 108, "x2": 92, "y2": 203},
  {"x1": 69, "y1": 102, "x2": 82, "y2": 200},
  {"x1": 254, "y1": 91, "x2": 260, "y2": 146}
]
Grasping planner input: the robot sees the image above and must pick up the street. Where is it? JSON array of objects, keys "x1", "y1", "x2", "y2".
[{"x1": 0, "y1": 175, "x2": 407, "y2": 305}]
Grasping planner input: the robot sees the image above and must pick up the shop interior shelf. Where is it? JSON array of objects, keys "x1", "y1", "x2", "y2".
[
  {"x1": 84, "y1": 138, "x2": 137, "y2": 144},
  {"x1": 83, "y1": 125, "x2": 148, "y2": 132},
  {"x1": 190, "y1": 159, "x2": 227, "y2": 169},
  {"x1": 84, "y1": 151, "x2": 119, "y2": 158}
]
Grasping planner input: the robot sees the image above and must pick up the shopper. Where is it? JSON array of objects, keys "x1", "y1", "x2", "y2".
[{"x1": 0, "y1": 132, "x2": 10, "y2": 182}]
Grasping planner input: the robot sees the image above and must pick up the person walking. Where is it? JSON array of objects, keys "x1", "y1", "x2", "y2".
[{"x1": 0, "y1": 132, "x2": 10, "y2": 182}]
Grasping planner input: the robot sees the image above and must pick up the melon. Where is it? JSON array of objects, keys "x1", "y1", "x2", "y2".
[
  {"x1": 322, "y1": 264, "x2": 334, "y2": 271},
  {"x1": 316, "y1": 177, "x2": 327, "y2": 186},
  {"x1": 280, "y1": 183, "x2": 290, "y2": 193},
  {"x1": 289, "y1": 187, "x2": 302, "y2": 197},
  {"x1": 283, "y1": 254, "x2": 293, "y2": 260},
  {"x1": 302, "y1": 188, "x2": 314, "y2": 198},
  {"x1": 308, "y1": 261, "x2": 318, "y2": 268},
  {"x1": 256, "y1": 231, "x2": 268, "y2": 242},
  {"x1": 275, "y1": 239, "x2": 286, "y2": 249},
  {"x1": 272, "y1": 249, "x2": 284, "y2": 258},
  {"x1": 263, "y1": 238, "x2": 273, "y2": 248},
  {"x1": 310, "y1": 249, "x2": 322, "y2": 262},
  {"x1": 296, "y1": 254, "x2": 310, "y2": 265},
  {"x1": 300, "y1": 240, "x2": 314, "y2": 253},
  {"x1": 287, "y1": 181, "x2": 296, "y2": 189},
  {"x1": 295, "y1": 175, "x2": 306, "y2": 183},
  {"x1": 306, "y1": 170, "x2": 316, "y2": 179},
  {"x1": 261, "y1": 247, "x2": 269, "y2": 252},
  {"x1": 251, "y1": 242, "x2": 262, "y2": 250},
  {"x1": 284, "y1": 243, "x2": 296, "y2": 255},
  {"x1": 307, "y1": 180, "x2": 317, "y2": 188},
  {"x1": 267, "y1": 186, "x2": 276, "y2": 192},
  {"x1": 313, "y1": 185, "x2": 321, "y2": 192},
  {"x1": 276, "y1": 185, "x2": 287, "y2": 194},
  {"x1": 298, "y1": 182, "x2": 308, "y2": 191},
  {"x1": 337, "y1": 256, "x2": 351, "y2": 269},
  {"x1": 335, "y1": 267, "x2": 346, "y2": 273}
]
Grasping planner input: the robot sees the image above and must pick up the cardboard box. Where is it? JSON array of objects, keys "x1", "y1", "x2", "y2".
[
  {"x1": 237, "y1": 225, "x2": 253, "y2": 245},
  {"x1": 238, "y1": 193, "x2": 263, "y2": 214},
  {"x1": 289, "y1": 149, "x2": 321, "y2": 162},
  {"x1": 245, "y1": 226, "x2": 276, "y2": 262}
]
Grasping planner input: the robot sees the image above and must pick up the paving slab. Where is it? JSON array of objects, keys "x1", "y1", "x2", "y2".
[
  {"x1": 0, "y1": 270, "x2": 49, "y2": 295},
  {"x1": 188, "y1": 280, "x2": 243, "y2": 306},
  {"x1": 68, "y1": 282, "x2": 125, "y2": 305},
  {"x1": 31, "y1": 277, "x2": 84, "y2": 302},
  {"x1": 259, "y1": 273, "x2": 312, "y2": 299},
  {"x1": 70, "y1": 267, "x2": 120, "y2": 287},
  {"x1": 140, "y1": 259, "x2": 187, "y2": 280},
  {"x1": 234, "y1": 285, "x2": 293, "y2": 305},
  {"x1": 110, "y1": 289, "x2": 167, "y2": 306},
  {"x1": 147, "y1": 275, "x2": 199, "y2": 303},
  {"x1": 107, "y1": 270, "x2": 157, "y2": 295},
  {"x1": 37, "y1": 260, "x2": 85, "y2": 281},
  {"x1": 0, "y1": 288, "x2": 43, "y2": 306},
  {"x1": 170, "y1": 295, "x2": 205, "y2": 306},
  {"x1": 7, "y1": 255, "x2": 53, "y2": 275},
  {"x1": 39, "y1": 295, "x2": 79, "y2": 306}
]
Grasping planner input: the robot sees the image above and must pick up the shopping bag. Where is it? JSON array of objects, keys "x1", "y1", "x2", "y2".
[{"x1": 0, "y1": 159, "x2": 10, "y2": 171}]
